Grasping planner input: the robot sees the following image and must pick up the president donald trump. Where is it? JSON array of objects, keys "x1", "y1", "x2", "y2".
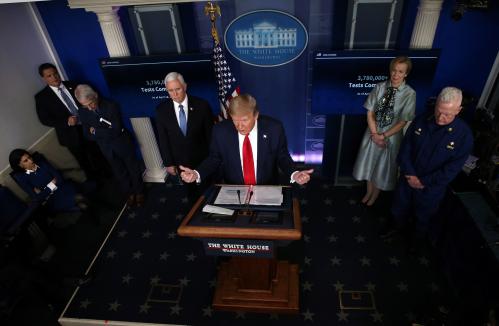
[{"x1": 180, "y1": 94, "x2": 313, "y2": 185}]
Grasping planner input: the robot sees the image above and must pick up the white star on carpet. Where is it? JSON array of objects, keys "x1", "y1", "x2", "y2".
[
  {"x1": 181, "y1": 197, "x2": 189, "y2": 203},
  {"x1": 304, "y1": 256, "x2": 312, "y2": 265},
  {"x1": 132, "y1": 250, "x2": 143, "y2": 260},
  {"x1": 302, "y1": 309, "x2": 314, "y2": 321},
  {"x1": 208, "y1": 279, "x2": 217, "y2": 287},
  {"x1": 322, "y1": 184, "x2": 330, "y2": 189},
  {"x1": 337, "y1": 310, "x2": 349, "y2": 321},
  {"x1": 175, "y1": 214, "x2": 183, "y2": 220},
  {"x1": 142, "y1": 230, "x2": 152, "y2": 238},
  {"x1": 122, "y1": 274, "x2": 133, "y2": 284},
  {"x1": 106, "y1": 250, "x2": 116, "y2": 258},
  {"x1": 333, "y1": 280, "x2": 344, "y2": 291},
  {"x1": 355, "y1": 234, "x2": 366, "y2": 243},
  {"x1": 366, "y1": 282, "x2": 376, "y2": 291},
  {"x1": 127, "y1": 212, "x2": 136, "y2": 219},
  {"x1": 186, "y1": 253, "x2": 197, "y2": 261},
  {"x1": 330, "y1": 256, "x2": 342, "y2": 266},
  {"x1": 108, "y1": 300, "x2": 120, "y2": 311},
  {"x1": 348, "y1": 199, "x2": 357, "y2": 205},
  {"x1": 170, "y1": 304, "x2": 182, "y2": 315},
  {"x1": 325, "y1": 216, "x2": 336, "y2": 223},
  {"x1": 300, "y1": 199, "x2": 308, "y2": 205},
  {"x1": 151, "y1": 212, "x2": 159, "y2": 219},
  {"x1": 168, "y1": 232, "x2": 176, "y2": 239},
  {"x1": 117, "y1": 230, "x2": 127, "y2": 238},
  {"x1": 303, "y1": 234, "x2": 311, "y2": 243},
  {"x1": 202, "y1": 306, "x2": 213, "y2": 317},
  {"x1": 150, "y1": 275, "x2": 160, "y2": 284},
  {"x1": 324, "y1": 198, "x2": 332, "y2": 205},
  {"x1": 159, "y1": 197, "x2": 167, "y2": 203},
  {"x1": 389, "y1": 256, "x2": 400, "y2": 266},
  {"x1": 301, "y1": 215, "x2": 309, "y2": 223},
  {"x1": 360, "y1": 256, "x2": 371, "y2": 266},
  {"x1": 79, "y1": 299, "x2": 91, "y2": 309},
  {"x1": 371, "y1": 311, "x2": 383, "y2": 322},
  {"x1": 139, "y1": 303, "x2": 150, "y2": 313},
  {"x1": 269, "y1": 313, "x2": 279, "y2": 320},
  {"x1": 328, "y1": 234, "x2": 338, "y2": 243},
  {"x1": 302, "y1": 281, "x2": 313, "y2": 292},
  {"x1": 430, "y1": 282, "x2": 440, "y2": 292},
  {"x1": 179, "y1": 276, "x2": 191, "y2": 286},
  {"x1": 159, "y1": 252, "x2": 170, "y2": 261},
  {"x1": 235, "y1": 311, "x2": 246, "y2": 319},
  {"x1": 397, "y1": 281, "x2": 408, "y2": 292},
  {"x1": 352, "y1": 216, "x2": 361, "y2": 223}
]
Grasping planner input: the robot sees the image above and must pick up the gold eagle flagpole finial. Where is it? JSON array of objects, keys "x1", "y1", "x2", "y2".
[{"x1": 204, "y1": 1, "x2": 221, "y2": 45}]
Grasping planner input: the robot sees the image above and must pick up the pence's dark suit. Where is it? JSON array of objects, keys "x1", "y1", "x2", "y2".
[
  {"x1": 79, "y1": 98, "x2": 143, "y2": 195},
  {"x1": 155, "y1": 95, "x2": 213, "y2": 169},
  {"x1": 197, "y1": 115, "x2": 295, "y2": 185},
  {"x1": 35, "y1": 81, "x2": 100, "y2": 177}
]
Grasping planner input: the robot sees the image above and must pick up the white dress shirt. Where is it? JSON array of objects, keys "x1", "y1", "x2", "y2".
[{"x1": 49, "y1": 84, "x2": 79, "y2": 114}]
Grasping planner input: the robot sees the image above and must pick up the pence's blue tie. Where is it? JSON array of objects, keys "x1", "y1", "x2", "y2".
[{"x1": 178, "y1": 104, "x2": 187, "y2": 136}]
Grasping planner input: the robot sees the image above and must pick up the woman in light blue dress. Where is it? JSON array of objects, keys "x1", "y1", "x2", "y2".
[{"x1": 353, "y1": 56, "x2": 416, "y2": 206}]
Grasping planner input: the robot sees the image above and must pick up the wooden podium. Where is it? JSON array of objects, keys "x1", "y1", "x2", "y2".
[{"x1": 177, "y1": 186, "x2": 301, "y2": 314}]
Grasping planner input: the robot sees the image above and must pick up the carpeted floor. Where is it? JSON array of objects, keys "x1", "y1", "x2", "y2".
[{"x1": 56, "y1": 179, "x2": 451, "y2": 325}]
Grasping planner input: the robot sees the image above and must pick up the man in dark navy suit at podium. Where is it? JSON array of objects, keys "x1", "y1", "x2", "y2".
[{"x1": 180, "y1": 94, "x2": 313, "y2": 186}]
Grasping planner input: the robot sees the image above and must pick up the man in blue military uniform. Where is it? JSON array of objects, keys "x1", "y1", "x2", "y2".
[{"x1": 388, "y1": 87, "x2": 473, "y2": 249}]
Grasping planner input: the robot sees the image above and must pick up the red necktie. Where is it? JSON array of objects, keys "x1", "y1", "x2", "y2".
[{"x1": 243, "y1": 135, "x2": 256, "y2": 185}]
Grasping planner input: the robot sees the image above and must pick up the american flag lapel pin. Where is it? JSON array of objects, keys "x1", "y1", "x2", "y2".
[
  {"x1": 189, "y1": 107, "x2": 193, "y2": 111},
  {"x1": 263, "y1": 134, "x2": 267, "y2": 139}
]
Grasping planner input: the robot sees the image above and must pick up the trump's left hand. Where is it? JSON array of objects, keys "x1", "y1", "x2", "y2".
[{"x1": 293, "y1": 169, "x2": 314, "y2": 185}]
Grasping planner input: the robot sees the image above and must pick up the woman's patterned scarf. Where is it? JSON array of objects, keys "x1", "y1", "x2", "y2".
[{"x1": 374, "y1": 87, "x2": 396, "y2": 129}]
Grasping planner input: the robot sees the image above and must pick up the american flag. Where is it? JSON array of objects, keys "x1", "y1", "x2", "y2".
[{"x1": 212, "y1": 42, "x2": 239, "y2": 120}]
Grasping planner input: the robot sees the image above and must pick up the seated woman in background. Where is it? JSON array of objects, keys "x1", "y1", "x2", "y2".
[
  {"x1": 9, "y1": 149, "x2": 87, "y2": 213},
  {"x1": 352, "y1": 56, "x2": 416, "y2": 206}
]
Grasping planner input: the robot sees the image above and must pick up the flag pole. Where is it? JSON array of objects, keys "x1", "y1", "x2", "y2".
[{"x1": 204, "y1": 2, "x2": 221, "y2": 45}]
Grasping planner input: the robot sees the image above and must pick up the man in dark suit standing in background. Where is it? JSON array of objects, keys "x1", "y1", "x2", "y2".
[
  {"x1": 180, "y1": 94, "x2": 313, "y2": 186},
  {"x1": 75, "y1": 84, "x2": 145, "y2": 207},
  {"x1": 155, "y1": 72, "x2": 214, "y2": 180},
  {"x1": 34, "y1": 63, "x2": 100, "y2": 179}
]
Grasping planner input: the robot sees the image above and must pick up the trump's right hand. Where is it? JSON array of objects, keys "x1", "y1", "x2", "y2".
[{"x1": 179, "y1": 165, "x2": 197, "y2": 183}]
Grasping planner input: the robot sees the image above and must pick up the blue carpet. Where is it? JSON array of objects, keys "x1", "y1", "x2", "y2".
[{"x1": 61, "y1": 180, "x2": 449, "y2": 325}]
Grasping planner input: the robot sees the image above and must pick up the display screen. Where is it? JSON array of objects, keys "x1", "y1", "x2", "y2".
[
  {"x1": 311, "y1": 50, "x2": 440, "y2": 115},
  {"x1": 100, "y1": 54, "x2": 219, "y2": 126}
]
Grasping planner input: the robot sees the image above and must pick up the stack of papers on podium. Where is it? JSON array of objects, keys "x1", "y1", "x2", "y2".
[{"x1": 214, "y1": 186, "x2": 283, "y2": 206}]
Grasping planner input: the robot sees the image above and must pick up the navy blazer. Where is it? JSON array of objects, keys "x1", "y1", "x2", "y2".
[
  {"x1": 35, "y1": 81, "x2": 84, "y2": 147},
  {"x1": 197, "y1": 115, "x2": 295, "y2": 185},
  {"x1": 79, "y1": 98, "x2": 133, "y2": 157},
  {"x1": 398, "y1": 112, "x2": 473, "y2": 192},
  {"x1": 13, "y1": 160, "x2": 78, "y2": 212},
  {"x1": 155, "y1": 95, "x2": 213, "y2": 168}
]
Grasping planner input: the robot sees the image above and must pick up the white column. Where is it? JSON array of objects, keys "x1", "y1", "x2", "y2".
[
  {"x1": 410, "y1": 0, "x2": 444, "y2": 49},
  {"x1": 90, "y1": 6, "x2": 130, "y2": 57},
  {"x1": 130, "y1": 117, "x2": 167, "y2": 183}
]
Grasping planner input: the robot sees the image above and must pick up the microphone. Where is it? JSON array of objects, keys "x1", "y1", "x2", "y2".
[
  {"x1": 237, "y1": 189, "x2": 241, "y2": 204},
  {"x1": 246, "y1": 190, "x2": 254, "y2": 207}
]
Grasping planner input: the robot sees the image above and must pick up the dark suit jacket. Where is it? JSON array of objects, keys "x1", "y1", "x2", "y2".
[
  {"x1": 11, "y1": 160, "x2": 78, "y2": 212},
  {"x1": 197, "y1": 115, "x2": 295, "y2": 185},
  {"x1": 155, "y1": 95, "x2": 213, "y2": 168},
  {"x1": 78, "y1": 98, "x2": 133, "y2": 157},
  {"x1": 35, "y1": 81, "x2": 83, "y2": 147}
]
